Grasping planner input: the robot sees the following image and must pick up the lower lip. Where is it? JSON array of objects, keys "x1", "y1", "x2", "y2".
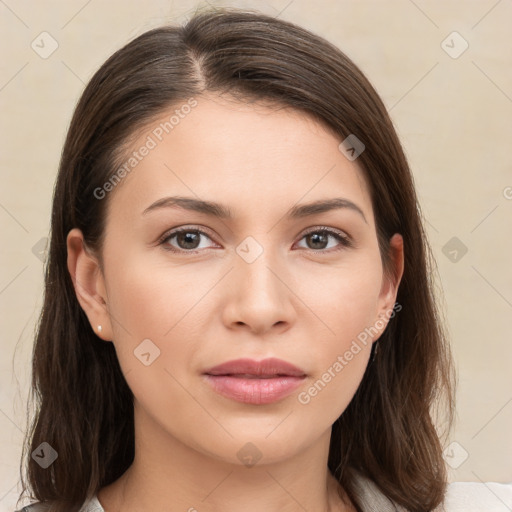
[{"x1": 203, "y1": 375, "x2": 305, "y2": 405}]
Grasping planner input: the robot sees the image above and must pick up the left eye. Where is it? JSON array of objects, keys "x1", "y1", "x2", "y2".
[{"x1": 295, "y1": 229, "x2": 351, "y2": 252}]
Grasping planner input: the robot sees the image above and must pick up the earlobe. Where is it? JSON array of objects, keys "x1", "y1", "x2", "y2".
[{"x1": 66, "y1": 228, "x2": 113, "y2": 341}]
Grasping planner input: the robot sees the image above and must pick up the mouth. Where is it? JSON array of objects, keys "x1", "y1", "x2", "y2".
[{"x1": 202, "y1": 357, "x2": 307, "y2": 405}]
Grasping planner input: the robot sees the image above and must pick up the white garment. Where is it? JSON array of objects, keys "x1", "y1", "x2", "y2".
[
  {"x1": 351, "y1": 475, "x2": 512, "y2": 511},
  {"x1": 442, "y1": 481, "x2": 512, "y2": 512}
]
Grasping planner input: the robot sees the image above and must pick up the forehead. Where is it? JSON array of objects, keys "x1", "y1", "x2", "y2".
[{"x1": 107, "y1": 94, "x2": 374, "y2": 225}]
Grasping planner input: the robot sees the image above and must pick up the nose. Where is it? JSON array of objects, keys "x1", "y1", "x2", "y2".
[{"x1": 222, "y1": 246, "x2": 296, "y2": 336}]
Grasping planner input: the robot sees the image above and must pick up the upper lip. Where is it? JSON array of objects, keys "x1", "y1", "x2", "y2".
[{"x1": 203, "y1": 357, "x2": 307, "y2": 377}]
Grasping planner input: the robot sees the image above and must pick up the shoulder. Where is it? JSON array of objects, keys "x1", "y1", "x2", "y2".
[
  {"x1": 438, "y1": 481, "x2": 512, "y2": 512},
  {"x1": 351, "y1": 471, "x2": 512, "y2": 512},
  {"x1": 14, "y1": 505, "x2": 49, "y2": 512},
  {"x1": 14, "y1": 494, "x2": 104, "y2": 512}
]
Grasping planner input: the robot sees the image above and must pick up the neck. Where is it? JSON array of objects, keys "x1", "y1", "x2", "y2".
[{"x1": 98, "y1": 404, "x2": 353, "y2": 512}]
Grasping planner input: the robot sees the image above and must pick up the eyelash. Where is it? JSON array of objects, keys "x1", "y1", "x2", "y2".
[{"x1": 158, "y1": 226, "x2": 353, "y2": 254}]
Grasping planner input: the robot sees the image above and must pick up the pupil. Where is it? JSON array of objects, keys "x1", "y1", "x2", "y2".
[
  {"x1": 178, "y1": 231, "x2": 200, "y2": 249},
  {"x1": 309, "y1": 232, "x2": 327, "y2": 249}
]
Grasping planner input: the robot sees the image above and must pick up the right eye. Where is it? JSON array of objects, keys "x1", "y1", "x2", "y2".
[{"x1": 159, "y1": 227, "x2": 220, "y2": 253}]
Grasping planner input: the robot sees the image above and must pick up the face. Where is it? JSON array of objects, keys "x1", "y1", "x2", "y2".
[{"x1": 70, "y1": 94, "x2": 403, "y2": 466}]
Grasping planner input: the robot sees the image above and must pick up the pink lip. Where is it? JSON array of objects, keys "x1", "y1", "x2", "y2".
[{"x1": 203, "y1": 357, "x2": 307, "y2": 405}]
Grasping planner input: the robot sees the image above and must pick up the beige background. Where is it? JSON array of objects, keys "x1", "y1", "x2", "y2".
[{"x1": 1, "y1": 0, "x2": 511, "y2": 509}]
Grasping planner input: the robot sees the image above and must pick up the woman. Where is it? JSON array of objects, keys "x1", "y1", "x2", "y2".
[{"x1": 17, "y1": 7, "x2": 507, "y2": 512}]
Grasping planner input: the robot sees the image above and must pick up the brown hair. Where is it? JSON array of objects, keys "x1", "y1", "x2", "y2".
[{"x1": 18, "y1": 7, "x2": 454, "y2": 512}]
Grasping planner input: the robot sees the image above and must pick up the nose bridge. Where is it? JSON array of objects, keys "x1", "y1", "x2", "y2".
[{"x1": 235, "y1": 236, "x2": 281, "y2": 298}]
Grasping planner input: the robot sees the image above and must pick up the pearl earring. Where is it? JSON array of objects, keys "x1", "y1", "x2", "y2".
[{"x1": 97, "y1": 325, "x2": 102, "y2": 333}]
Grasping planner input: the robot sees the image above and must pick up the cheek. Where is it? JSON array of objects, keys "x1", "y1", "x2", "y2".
[
  {"x1": 105, "y1": 249, "x2": 200, "y2": 336},
  {"x1": 102, "y1": 255, "x2": 206, "y2": 432},
  {"x1": 295, "y1": 298, "x2": 375, "y2": 429},
  {"x1": 297, "y1": 344, "x2": 371, "y2": 430},
  {"x1": 102, "y1": 247, "x2": 207, "y2": 382},
  {"x1": 294, "y1": 254, "x2": 382, "y2": 420},
  {"x1": 301, "y1": 249, "x2": 384, "y2": 336}
]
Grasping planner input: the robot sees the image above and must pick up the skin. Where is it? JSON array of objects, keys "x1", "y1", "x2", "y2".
[{"x1": 67, "y1": 94, "x2": 404, "y2": 512}]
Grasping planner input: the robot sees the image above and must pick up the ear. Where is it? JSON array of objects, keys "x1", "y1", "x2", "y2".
[
  {"x1": 66, "y1": 228, "x2": 113, "y2": 341},
  {"x1": 373, "y1": 233, "x2": 404, "y2": 341}
]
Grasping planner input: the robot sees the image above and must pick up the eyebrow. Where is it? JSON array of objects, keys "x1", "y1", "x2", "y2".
[{"x1": 142, "y1": 196, "x2": 367, "y2": 223}]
